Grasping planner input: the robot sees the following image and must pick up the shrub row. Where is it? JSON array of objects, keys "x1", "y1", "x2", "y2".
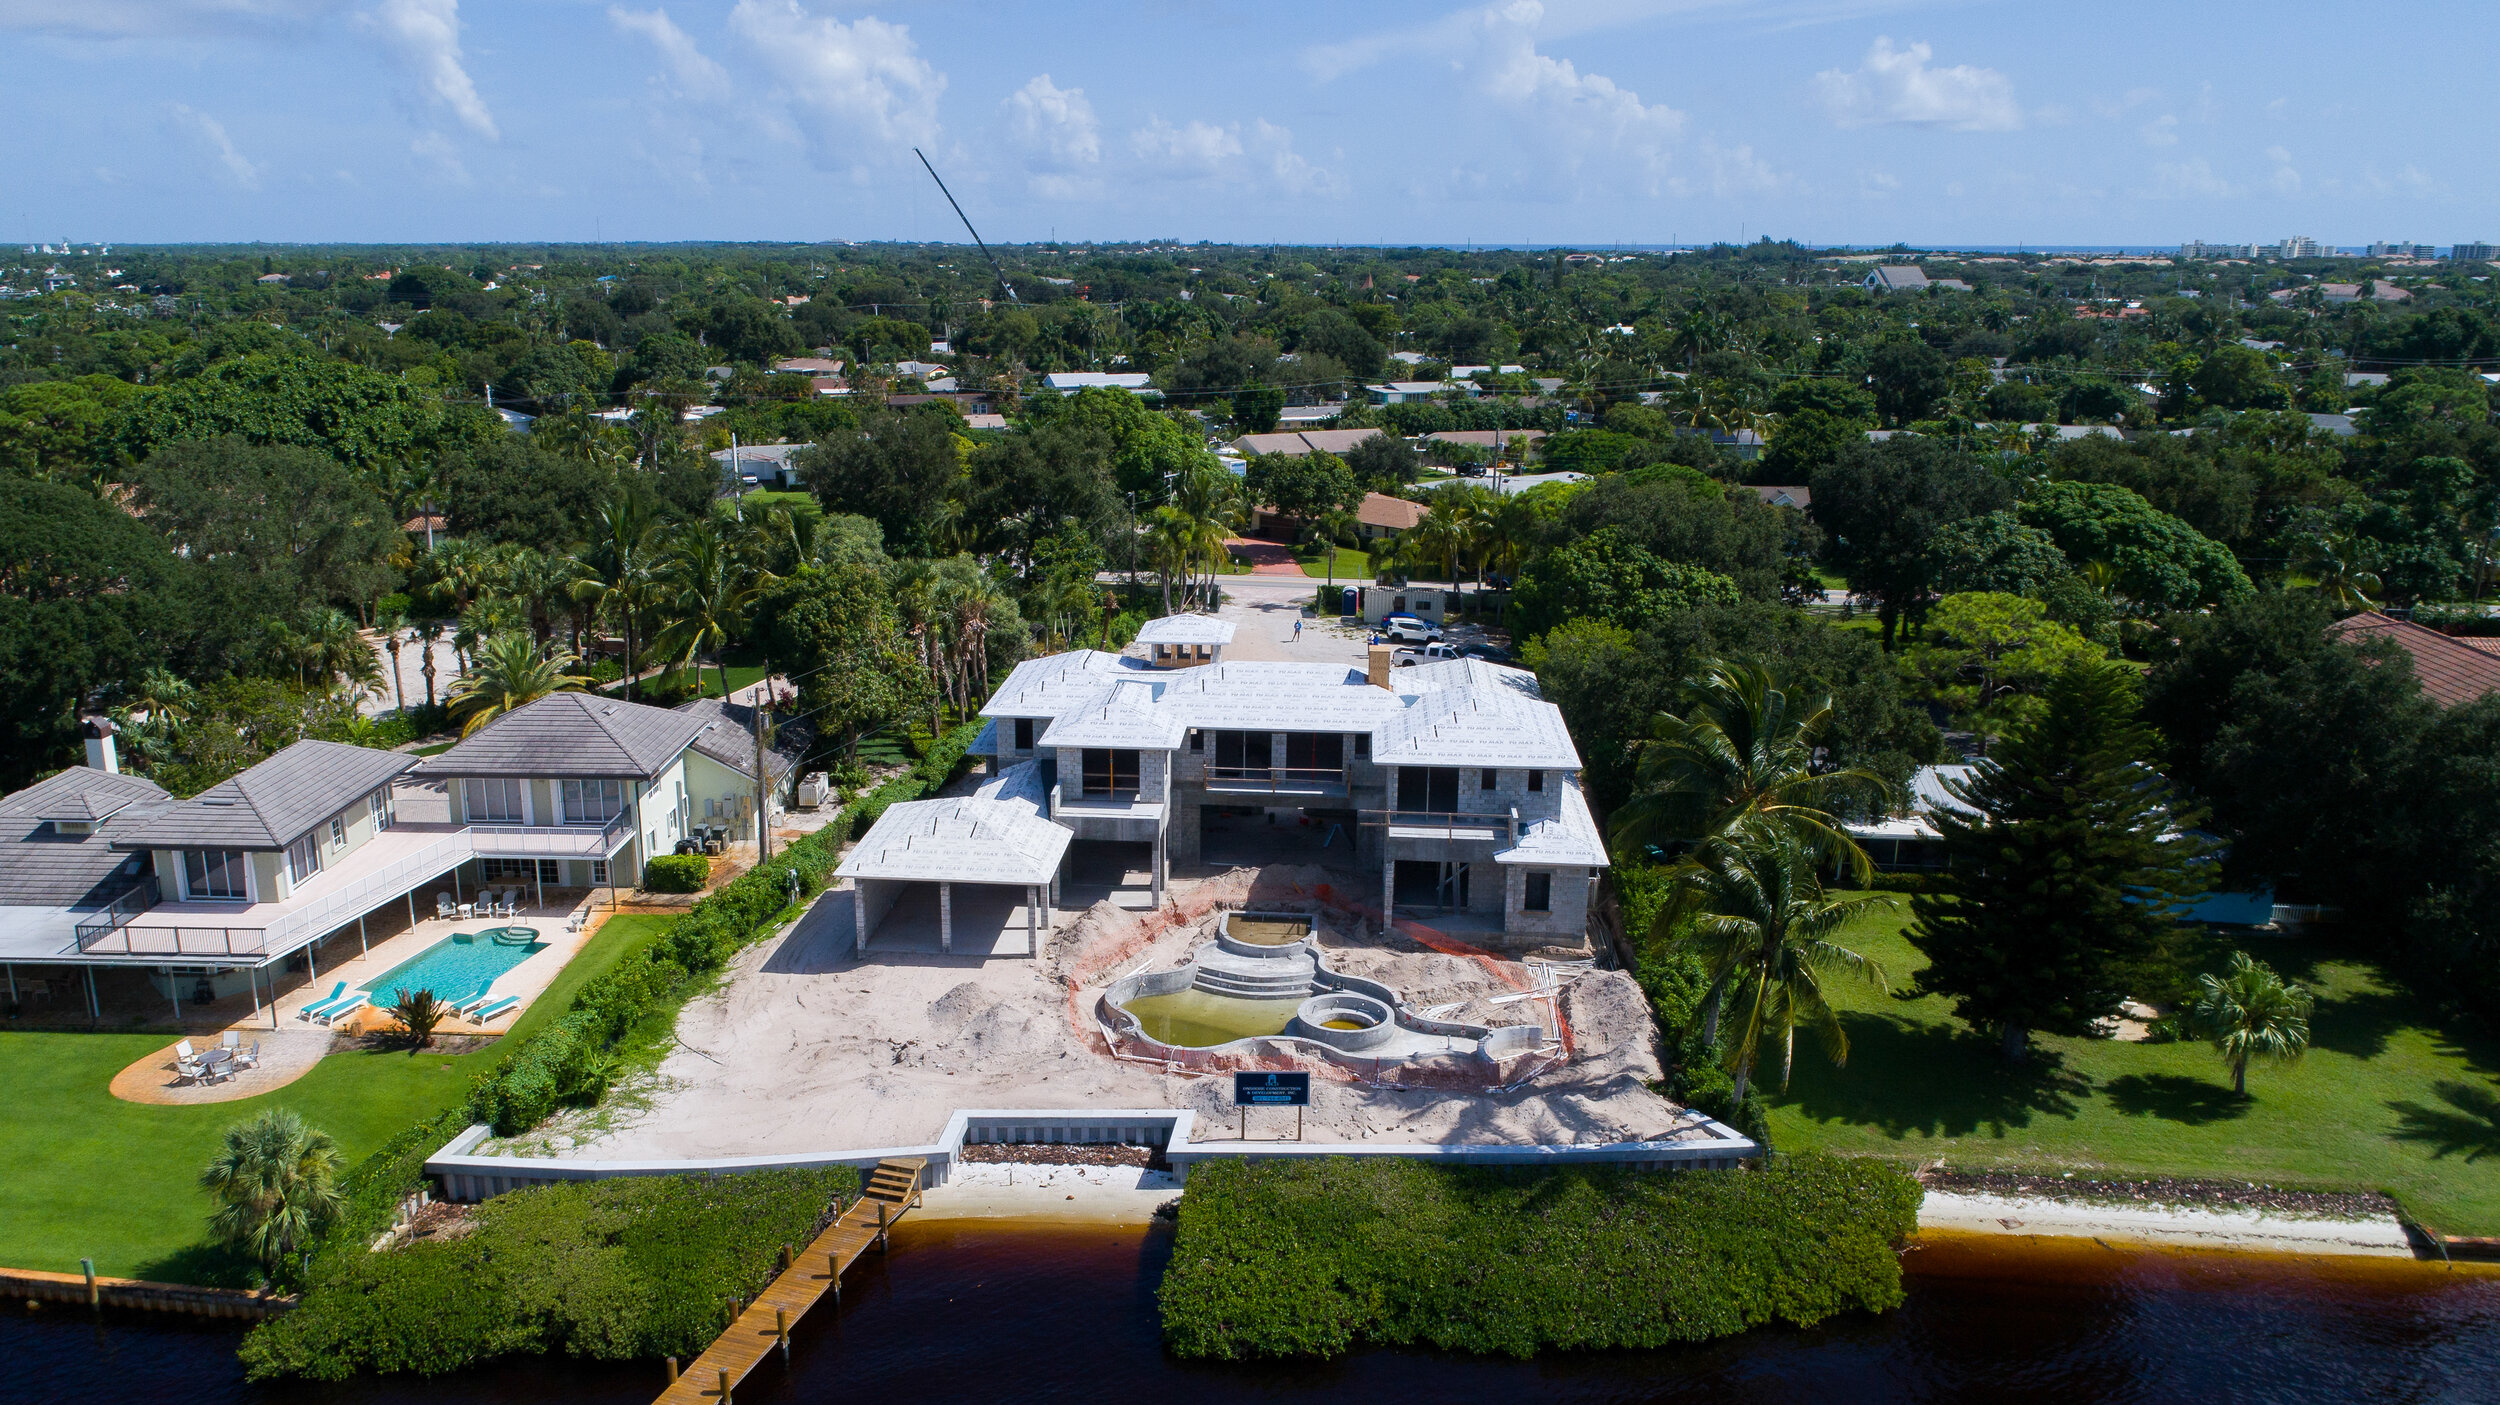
[
  {"x1": 241, "y1": 1168, "x2": 858, "y2": 1381},
  {"x1": 474, "y1": 719, "x2": 983, "y2": 1135},
  {"x1": 640, "y1": 852, "x2": 709, "y2": 892},
  {"x1": 1158, "y1": 1155, "x2": 1921, "y2": 1360}
]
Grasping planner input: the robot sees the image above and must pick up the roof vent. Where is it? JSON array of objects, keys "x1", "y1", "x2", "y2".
[{"x1": 600, "y1": 704, "x2": 619, "y2": 717}]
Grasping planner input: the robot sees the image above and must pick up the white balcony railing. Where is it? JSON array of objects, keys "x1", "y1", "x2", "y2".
[{"x1": 469, "y1": 812, "x2": 633, "y2": 858}]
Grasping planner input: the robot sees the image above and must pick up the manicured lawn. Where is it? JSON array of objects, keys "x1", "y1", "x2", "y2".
[
  {"x1": 1298, "y1": 544, "x2": 1371, "y2": 581},
  {"x1": 0, "y1": 914, "x2": 677, "y2": 1281},
  {"x1": 1766, "y1": 898, "x2": 2500, "y2": 1235}
]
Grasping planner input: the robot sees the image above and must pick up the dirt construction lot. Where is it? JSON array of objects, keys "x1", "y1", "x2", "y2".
[{"x1": 548, "y1": 864, "x2": 1708, "y2": 1159}]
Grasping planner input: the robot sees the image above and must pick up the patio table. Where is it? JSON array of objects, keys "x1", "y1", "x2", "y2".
[{"x1": 198, "y1": 1047, "x2": 235, "y2": 1082}]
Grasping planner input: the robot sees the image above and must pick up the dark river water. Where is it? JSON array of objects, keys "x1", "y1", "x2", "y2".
[{"x1": 7, "y1": 1222, "x2": 2498, "y2": 1405}]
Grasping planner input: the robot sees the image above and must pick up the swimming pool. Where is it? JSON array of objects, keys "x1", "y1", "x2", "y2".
[{"x1": 361, "y1": 928, "x2": 548, "y2": 1006}]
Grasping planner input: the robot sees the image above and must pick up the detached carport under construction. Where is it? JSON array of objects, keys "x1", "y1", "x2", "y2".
[{"x1": 837, "y1": 763, "x2": 1072, "y2": 957}]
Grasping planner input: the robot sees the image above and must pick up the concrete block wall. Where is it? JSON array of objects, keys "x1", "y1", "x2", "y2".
[{"x1": 1500, "y1": 864, "x2": 1597, "y2": 941}]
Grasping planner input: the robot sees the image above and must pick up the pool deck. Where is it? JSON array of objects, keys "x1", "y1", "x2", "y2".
[{"x1": 107, "y1": 894, "x2": 614, "y2": 1106}]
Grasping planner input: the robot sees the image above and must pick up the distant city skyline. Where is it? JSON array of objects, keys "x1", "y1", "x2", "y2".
[{"x1": 2, "y1": 1, "x2": 2489, "y2": 247}]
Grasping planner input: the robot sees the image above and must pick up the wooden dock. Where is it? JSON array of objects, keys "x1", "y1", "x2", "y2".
[{"x1": 654, "y1": 1157, "x2": 925, "y2": 1405}]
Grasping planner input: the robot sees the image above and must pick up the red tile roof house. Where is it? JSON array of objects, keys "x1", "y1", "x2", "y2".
[{"x1": 2328, "y1": 613, "x2": 2500, "y2": 708}]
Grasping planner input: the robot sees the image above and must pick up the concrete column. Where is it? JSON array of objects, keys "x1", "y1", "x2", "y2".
[
  {"x1": 1152, "y1": 831, "x2": 1166, "y2": 907},
  {"x1": 358, "y1": 915, "x2": 368, "y2": 956},
  {"x1": 1381, "y1": 851, "x2": 1395, "y2": 933},
  {"x1": 1027, "y1": 885, "x2": 1039, "y2": 957},
  {"x1": 939, "y1": 882, "x2": 953, "y2": 953}
]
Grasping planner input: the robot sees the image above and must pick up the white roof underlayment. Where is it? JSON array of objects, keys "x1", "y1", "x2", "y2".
[
  {"x1": 1133, "y1": 613, "x2": 1237, "y2": 646},
  {"x1": 835, "y1": 761, "x2": 1070, "y2": 886},
  {"x1": 980, "y1": 650, "x2": 1580, "y2": 769},
  {"x1": 1495, "y1": 779, "x2": 1610, "y2": 868}
]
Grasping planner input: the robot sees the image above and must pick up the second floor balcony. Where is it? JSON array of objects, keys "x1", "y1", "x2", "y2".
[{"x1": 1200, "y1": 764, "x2": 1349, "y2": 799}]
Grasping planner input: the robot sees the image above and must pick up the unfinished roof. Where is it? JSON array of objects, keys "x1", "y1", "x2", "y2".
[
  {"x1": 418, "y1": 692, "x2": 713, "y2": 780},
  {"x1": 1135, "y1": 614, "x2": 1237, "y2": 647},
  {"x1": 1495, "y1": 778, "x2": 1610, "y2": 868},
  {"x1": 2329, "y1": 613, "x2": 2500, "y2": 708},
  {"x1": 0, "y1": 767, "x2": 173, "y2": 908},
  {"x1": 836, "y1": 761, "x2": 1070, "y2": 885},
  {"x1": 1376, "y1": 671, "x2": 1582, "y2": 770},
  {"x1": 1041, "y1": 678, "x2": 1190, "y2": 749},
  {"x1": 676, "y1": 697, "x2": 813, "y2": 783},
  {"x1": 114, "y1": 740, "x2": 410, "y2": 851},
  {"x1": 983, "y1": 650, "x2": 1151, "y2": 719}
]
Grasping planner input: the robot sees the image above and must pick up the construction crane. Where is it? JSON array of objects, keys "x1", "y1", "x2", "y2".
[{"x1": 913, "y1": 148, "x2": 1017, "y2": 304}]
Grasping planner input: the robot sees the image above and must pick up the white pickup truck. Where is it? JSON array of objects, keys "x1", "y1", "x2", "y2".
[{"x1": 1395, "y1": 641, "x2": 1463, "y2": 666}]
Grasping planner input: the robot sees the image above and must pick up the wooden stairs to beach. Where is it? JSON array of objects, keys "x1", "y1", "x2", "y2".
[{"x1": 652, "y1": 1157, "x2": 926, "y2": 1404}]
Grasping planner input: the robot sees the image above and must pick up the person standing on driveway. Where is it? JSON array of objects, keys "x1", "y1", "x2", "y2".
[{"x1": 1293, "y1": 618, "x2": 1303, "y2": 643}]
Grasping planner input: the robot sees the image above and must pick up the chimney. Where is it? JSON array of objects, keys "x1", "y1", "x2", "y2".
[
  {"x1": 82, "y1": 715, "x2": 118, "y2": 774},
  {"x1": 1367, "y1": 644, "x2": 1395, "y2": 690}
]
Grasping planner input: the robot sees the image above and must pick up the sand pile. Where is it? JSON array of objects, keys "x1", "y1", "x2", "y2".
[{"x1": 559, "y1": 864, "x2": 1690, "y2": 1161}]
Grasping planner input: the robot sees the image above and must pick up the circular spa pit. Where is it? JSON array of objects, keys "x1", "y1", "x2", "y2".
[{"x1": 1292, "y1": 992, "x2": 1395, "y2": 1052}]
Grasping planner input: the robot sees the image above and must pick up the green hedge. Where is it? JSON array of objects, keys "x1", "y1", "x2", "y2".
[
  {"x1": 470, "y1": 719, "x2": 982, "y2": 1136},
  {"x1": 1159, "y1": 1155, "x2": 1921, "y2": 1360},
  {"x1": 641, "y1": 853, "x2": 709, "y2": 892},
  {"x1": 1861, "y1": 871, "x2": 1939, "y2": 894},
  {"x1": 240, "y1": 1168, "x2": 858, "y2": 1381}
]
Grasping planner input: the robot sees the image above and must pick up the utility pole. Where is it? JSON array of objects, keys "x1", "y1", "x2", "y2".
[{"x1": 752, "y1": 673, "x2": 773, "y2": 865}]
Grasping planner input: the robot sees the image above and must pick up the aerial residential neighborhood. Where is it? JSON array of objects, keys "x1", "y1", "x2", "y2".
[{"x1": 4, "y1": 2, "x2": 2499, "y2": 1400}]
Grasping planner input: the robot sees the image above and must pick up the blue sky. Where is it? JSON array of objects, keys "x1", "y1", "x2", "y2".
[{"x1": 2, "y1": 0, "x2": 2489, "y2": 248}]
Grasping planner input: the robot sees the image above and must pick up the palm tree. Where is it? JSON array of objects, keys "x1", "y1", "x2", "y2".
[
  {"x1": 1311, "y1": 505, "x2": 1361, "y2": 592},
  {"x1": 571, "y1": 488, "x2": 658, "y2": 701},
  {"x1": 2192, "y1": 951, "x2": 2314, "y2": 1096},
  {"x1": 414, "y1": 619, "x2": 445, "y2": 712},
  {"x1": 1613, "y1": 661, "x2": 1892, "y2": 882},
  {"x1": 373, "y1": 608, "x2": 410, "y2": 714},
  {"x1": 650, "y1": 520, "x2": 759, "y2": 700},
  {"x1": 2293, "y1": 532, "x2": 2382, "y2": 614},
  {"x1": 300, "y1": 607, "x2": 383, "y2": 702},
  {"x1": 1668, "y1": 825, "x2": 1890, "y2": 1100},
  {"x1": 129, "y1": 667, "x2": 197, "y2": 730},
  {"x1": 199, "y1": 1109, "x2": 346, "y2": 1280},
  {"x1": 387, "y1": 989, "x2": 450, "y2": 1050},
  {"x1": 447, "y1": 634, "x2": 591, "y2": 736}
]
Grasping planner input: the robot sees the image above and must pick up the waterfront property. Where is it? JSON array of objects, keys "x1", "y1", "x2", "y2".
[
  {"x1": 845, "y1": 622, "x2": 1607, "y2": 954},
  {"x1": 0, "y1": 692, "x2": 802, "y2": 1030}
]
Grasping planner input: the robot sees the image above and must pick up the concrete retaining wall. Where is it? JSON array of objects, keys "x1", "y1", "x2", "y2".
[{"x1": 421, "y1": 1108, "x2": 1760, "y2": 1202}]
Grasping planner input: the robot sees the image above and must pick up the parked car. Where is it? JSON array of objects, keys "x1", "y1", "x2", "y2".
[
  {"x1": 1395, "y1": 641, "x2": 1464, "y2": 666},
  {"x1": 1462, "y1": 642, "x2": 1512, "y2": 663},
  {"x1": 1381, "y1": 616, "x2": 1442, "y2": 644}
]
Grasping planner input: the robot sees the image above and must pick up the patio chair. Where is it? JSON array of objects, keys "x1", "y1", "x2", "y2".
[
  {"x1": 436, "y1": 892, "x2": 458, "y2": 920},
  {"x1": 174, "y1": 1040, "x2": 204, "y2": 1083},
  {"x1": 220, "y1": 1029, "x2": 241, "y2": 1049},
  {"x1": 234, "y1": 1042, "x2": 260, "y2": 1072},
  {"x1": 468, "y1": 996, "x2": 519, "y2": 1022},
  {"x1": 500, "y1": 891, "x2": 519, "y2": 919},
  {"x1": 298, "y1": 981, "x2": 347, "y2": 1021}
]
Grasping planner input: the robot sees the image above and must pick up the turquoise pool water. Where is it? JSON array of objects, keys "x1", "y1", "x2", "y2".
[{"x1": 361, "y1": 928, "x2": 548, "y2": 1005}]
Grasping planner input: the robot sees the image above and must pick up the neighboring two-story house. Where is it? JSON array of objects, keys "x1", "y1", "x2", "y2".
[
  {"x1": 19, "y1": 692, "x2": 807, "y2": 1019},
  {"x1": 844, "y1": 620, "x2": 1607, "y2": 952}
]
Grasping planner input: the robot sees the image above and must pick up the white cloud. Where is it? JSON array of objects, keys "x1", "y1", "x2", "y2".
[
  {"x1": 370, "y1": 0, "x2": 495, "y2": 140},
  {"x1": 609, "y1": 6, "x2": 728, "y2": 101},
  {"x1": 1815, "y1": 37, "x2": 2020, "y2": 132},
  {"x1": 1004, "y1": 73, "x2": 1100, "y2": 198},
  {"x1": 2140, "y1": 114, "x2": 2178, "y2": 147},
  {"x1": 168, "y1": 104, "x2": 260, "y2": 188},
  {"x1": 1859, "y1": 168, "x2": 1901, "y2": 197},
  {"x1": 1127, "y1": 116, "x2": 1343, "y2": 197},
  {"x1": 2147, "y1": 157, "x2": 2239, "y2": 199},
  {"x1": 1472, "y1": 1, "x2": 1686, "y2": 192},
  {"x1": 2266, "y1": 145, "x2": 2301, "y2": 196},
  {"x1": 729, "y1": 0, "x2": 943, "y2": 160}
]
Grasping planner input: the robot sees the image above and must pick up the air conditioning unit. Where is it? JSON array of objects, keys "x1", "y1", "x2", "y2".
[{"x1": 797, "y1": 772, "x2": 831, "y2": 809}]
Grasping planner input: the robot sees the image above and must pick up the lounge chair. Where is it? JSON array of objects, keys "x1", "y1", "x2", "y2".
[
  {"x1": 298, "y1": 981, "x2": 349, "y2": 1021},
  {"x1": 445, "y1": 980, "x2": 494, "y2": 1016},
  {"x1": 469, "y1": 996, "x2": 519, "y2": 1022},
  {"x1": 315, "y1": 992, "x2": 367, "y2": 1025}
]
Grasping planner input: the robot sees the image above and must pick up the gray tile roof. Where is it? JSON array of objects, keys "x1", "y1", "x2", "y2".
[
  {"x1": 0, "y1": 767, "x2": 173, "y2": 907},
  {"x1": 0, "y1": 766, "x2": 167, "y2": 825},
  {"x1": 113, "y1": 740, "x2": 410, "y2": 851},
  {"x1": 416, "y1": 692, "x2": 714, "y2": 780},
  {"x1": 676, "y1": 696, "x2": 813, "y2": 782}
]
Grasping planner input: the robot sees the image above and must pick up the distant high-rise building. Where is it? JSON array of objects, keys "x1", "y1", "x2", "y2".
[
  {"x1": 2454, "y1": 242, "x2": 2498, "y2": 261},
  {"x1": 2368, "y1": 241, "x2": 2439, "y2": 258},
  {"x1": 2179, "y1": 241, "x2": 2259, "y2": 260},
  {"x1": 2270, "y1": 236, "x2": 2330, "y2": 260}
]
